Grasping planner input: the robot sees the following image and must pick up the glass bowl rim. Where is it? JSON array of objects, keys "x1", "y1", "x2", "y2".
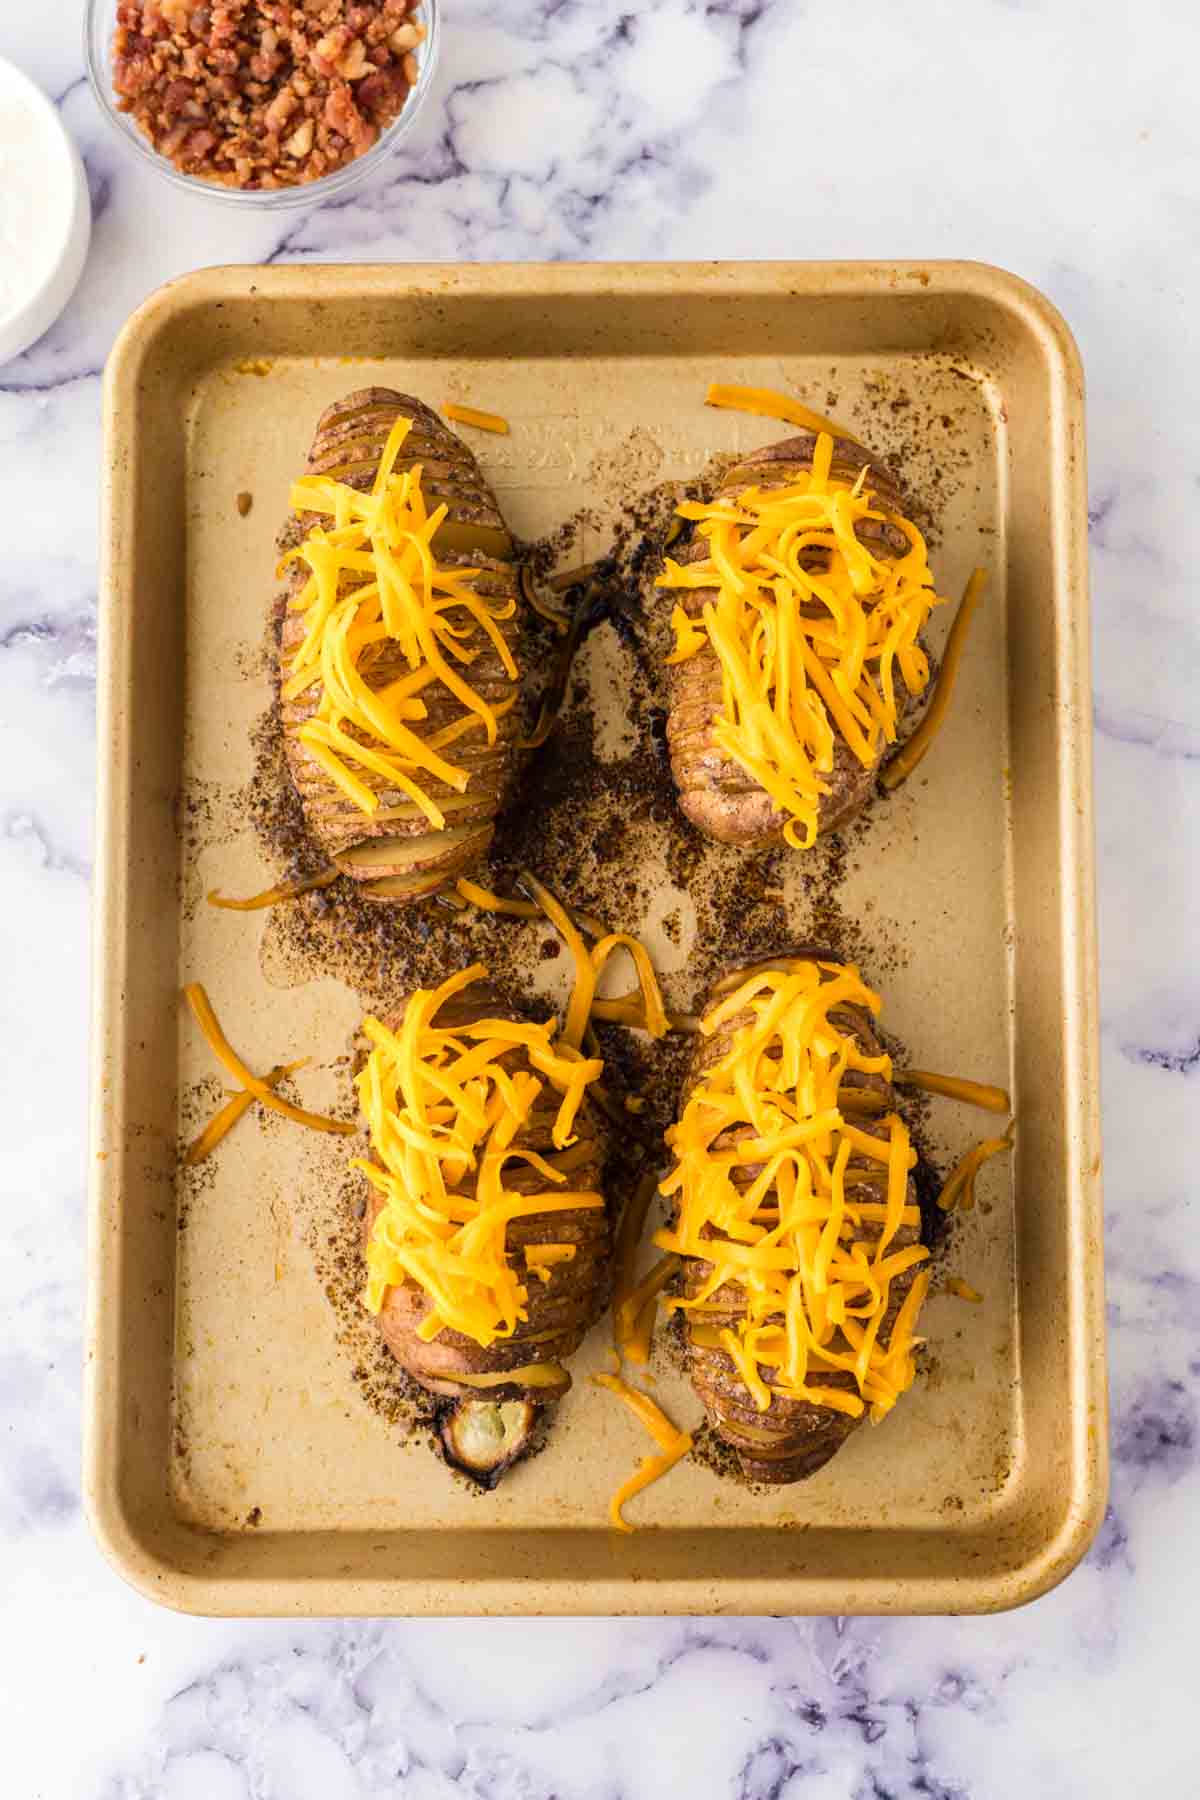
[{"x1": 82, "y1": 0, "x2": 440, "y2": 210}]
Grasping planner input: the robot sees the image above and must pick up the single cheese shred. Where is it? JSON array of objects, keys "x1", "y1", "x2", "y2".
[
  {"x1": 658, "y1": 425, "x2": 945, "y2": 848},
  {"x1": 443, "y1": 403, "x2": 510, "y2": 435},
  {"x1": 183, "y1": 983, "x2": 354, "y2": 1141},
  {"x1": 206, "y1": 868, "x2": 339, "y2": 911},
  {"x1": 454, "y1": 876, "x2": 541, "y2": 918},
  {"x1": 895, "y1": 1067, "x2": 1010, "y2": 1113},
  {"x1": 880, "y1": 568, "x2": 987, "y2": 791},
  {"x1": 519, "y1": 870, "x2": 669, "y2": 1050},
  {"x1": 936, "y1": 1129, "x2": 1013, "y2": 1213},
  {"x1": 184, "y1": 1058, "x2": 306, "y2": 1165},
  {"x1": 656, "y1": 960, "x2": 931, "y2": 1422},
  {"x1": 594, "y1": 1371, "x2": 693, "y2": 1532},
  {"x1": 704, "y1": 382, "x2": 858, "y2": 442}
]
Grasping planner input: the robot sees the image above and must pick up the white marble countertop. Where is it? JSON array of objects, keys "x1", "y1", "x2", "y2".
[{"x1": 2, "y1": 2, "x2": 1196, "y2": 1793}]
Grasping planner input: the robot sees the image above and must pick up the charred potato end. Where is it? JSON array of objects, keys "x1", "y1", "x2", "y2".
[{"x1": 439, "y1": 1398, "x2": 541, "y2": 1487}]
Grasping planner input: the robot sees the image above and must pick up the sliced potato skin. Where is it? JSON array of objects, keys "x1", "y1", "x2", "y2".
[
  {"x1": 277, "y1": 388, "x2": 524, "y2": 900},
  {"x1": 663, "y1": 433, "x2": 913, "y2": 849},
  {"x1": 672, "y1": 950, "x2": 924, "y2": 1484},
  {"x1": 336, "y1": 823, "x2": 497, "y2": 903},
  {"x1": 361, "y1": 981, "x2": 611, "y2": 1420}
]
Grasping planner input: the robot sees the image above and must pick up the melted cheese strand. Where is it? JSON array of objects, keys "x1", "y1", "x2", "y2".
[
  {"x1": 516, "y1": 873, "x2": 670, "y2": 1047},
  {"x1": 183, "y1": 984, "x2": 355, "y2": 1138},
  {"x1": 206, "y1": 868, "x2": 339, "y2": 911},
  {"x1": 590, "y1": 933, "x2": 670, "y2": 1040},
  {"x1": 880, "y1": 568, "x2": 987, "y2": 790},
  {"x1": 358, "y1": 965, "x2": 604, "y2": 1347},
  {"x1": 283, "y1": 415, "x2": 518, "y2": 824},
  {"x1": 936, "y1": 1130, "x2": 1014, "y2": 1213},
  {"x1": 660, "y1": 430, "x2": 946, "y2": 847},
  {"x1": 594, "y1": 1371, "x2": 693, "y2": 1532},
  {"x1": 614, "y1": 1254, "x2": 680, "y2": 1359},
  {"x1": 704, "y1": 383, "x2": 858, "y2": 442},
  {"x1": 612, "y1": 1172, "x2": 658, "y2": 1340},
  {"x1": 658, "y1": 961, "x2": 930, "y2": 1422},
  {"x1": 623, "y1": 1289, "x2": 661, "y2": 1366},
  {"x1": 454, "y1": 877, "x2": 540, "y2": 918},
  {"x1": 607, "y1": 1436, "x2": 694, "y2": 1534},
  {"x1": 524, "y1": 1243, "x2": 577, "y2": 1284},
  {"x1": 519, "y1": 871, "x2": 595, "y2": 1050},
  {"x1": 895, "y1": 1068, "x2": 1011, "y2": 1113},
  {"x1": 590, "y1": 993, "x2": 699, "y2": 1033},
  {"x1": 184, "y1": 1058, "x2": 306, "y2": 1165}
]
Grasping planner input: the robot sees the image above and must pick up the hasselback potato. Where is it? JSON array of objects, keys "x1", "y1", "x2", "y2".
[
  {"x1": 659, "y1": 430, "x2": 939, "y2": 849},
  {"x1": 356, "y1": 966, "x2": 611, "y2": 1483},
  {"x1": 656, "y1": 950, "x2": 931, "y2": 1483},
  {"x1": 277, "y1": 388, "x2": 524, "y2": 902}
]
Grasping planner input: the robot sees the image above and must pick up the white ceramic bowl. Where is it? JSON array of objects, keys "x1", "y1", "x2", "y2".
[
  {"x1": 84, "y1": 0, "x2": 440, "y2": 210},
  {"x1": 0, "y1": 58, "x2": 91, "y2": 365}
]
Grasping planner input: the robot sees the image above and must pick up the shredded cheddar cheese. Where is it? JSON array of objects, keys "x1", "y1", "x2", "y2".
[
  {"x1": 184, "y1": 1058, "x2": 305, "y2": 1165},
  {"x1": 519, "y1": 871, "x2": 669, "y2": 1050},
  {"x1": 443, "y1": 403, "x2": 510, "y2": 435},
  {"x1": 612, "y1": 1174, "x2": 657, "y2": 1321},
  {"x1": 610, "y1": 1172, "x2": 679, "y2": 1368},
  {"x1": 207, "y1": 868, "x2": 339, "y2": 911},
  {"x1": 590, "y1": 990, "x2": 699, "y2": 1033},
  {"x1": 183, "y1": 983, "x2": 354, "y2": 1140},
  {"x1": 568, "y1": 903, "x2": 610, "y2": 941},
  {"x1": 358, "y1": 964, "x2": 604, "y2": 1348},
  {"x1": 594, "y1": 1371, "x2": 693, "y2": 1532},
  {"x1": 705, "y1": 382, "x2": 858, "y2": 442},
  {"x1": 657, "y1": 429, "x2": 945, "y2": 848},
  {"x1": 519, "y1": 871, "x2": 594, "y2": 1048},
  {"x1": 614, "y1": 1254, "x2": 679, "y2": 1364},
  {"x1": 896, "y1": 1068, "x2": 1010, "y2": 1113},
  {"x1": 454, "y1": 876, "x2": 540, "y2": 919},
  {"x1": 525, "y1": 1242, "x2": 577, "y2": 1284},
  {"x1": 280, "y1": 415, "x2": 518, "y2": 826},
  {"x1": 591, "y1": 934, "x2": 670, "y2": 1040},
  {"x1": 937, "y1": 1129, "x2": 1013, "y2": 1213},
  {"x1": 599, "y1": 1177, "x2": 694, "y2": 1525},
  {"x1": 880, "y1": 568, "x2": 987, "y2": 790},
  {"x1": 453, "y1": 873, "x2": 613, "y2": 950},
  {"x1": 450, "y1": 1362, "x2": 567, "y2": 1389},
  {"x1": 655, "y1": 960, "x2": 931, "y2": 1423}
]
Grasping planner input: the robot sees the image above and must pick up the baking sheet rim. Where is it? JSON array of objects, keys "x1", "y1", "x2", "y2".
[{"x1": 84, "y1": 257, "x2": 1107, "y2": 1616}]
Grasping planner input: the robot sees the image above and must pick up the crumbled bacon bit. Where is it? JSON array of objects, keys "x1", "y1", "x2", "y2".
[
  {"x1": 286, "y1": 117, "x2": 314, "y2": 157},
  {"x1": 264, "y1": 86, "x2": 298, "y2": 131},
  {"x1": 110, "y1": 0, "x2": 423, "y2": 189}
]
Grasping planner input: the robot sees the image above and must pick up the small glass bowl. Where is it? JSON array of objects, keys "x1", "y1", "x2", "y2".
[{"x1": 84, "y1": 0, "x2": 439, "y2": 210}]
